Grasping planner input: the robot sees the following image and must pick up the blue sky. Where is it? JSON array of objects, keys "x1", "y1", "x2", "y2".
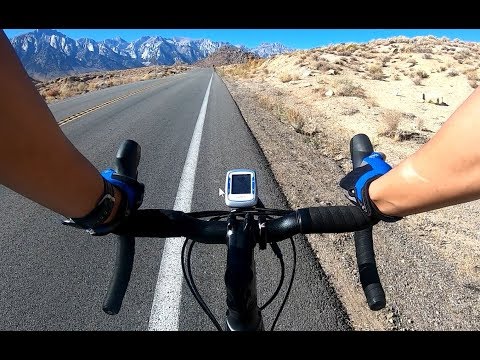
[{"x1": 4, "y1": 29, "x2": 480, "y2": 49}]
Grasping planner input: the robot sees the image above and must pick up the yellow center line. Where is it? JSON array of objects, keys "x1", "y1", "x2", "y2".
[{"x1": 58, "y1": 84, "x2": 158, "y2": 127}]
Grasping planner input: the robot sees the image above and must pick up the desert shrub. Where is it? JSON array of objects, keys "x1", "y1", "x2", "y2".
[
  {"x1": 416, "y1": 117, "x2": 424, "y2": 131},
  {"x1": 280, "y1": 73, "x2": 293, "y2": 83},
  {"x1": 76, "y1": 82, "x2": 88, "y2": 92},
  {"x1": 447, "y1": 68, "x2": 459, "y2": 77},
  {"x1": 412, "y1": 76, "x2": 423, "y2": 85},
  {"x1": 142, "y1": 73, "x2": 156, "y2": 80},
  {"x1": 335, "y1": 79, "x2": 366, "y2": 98},
  {"x1": 380, "y1": 56, "x2": 391, "y2": 66},
  {"x1": 406, "y1": 58, "x2": 417, "y2": 66},
  {"x1": 368, "y1": 64, "x2": 384, "y2": 80},
  {"x1": 314, "y1": 60, "x2": 329, "y2": 70},
  {"x1": 465, "y1": 69, "x2": 478, "y2": 81},
  {"x1": 379, "y1": 109, "x2": 403, "y2": 138},
  {"x1": 45, "y1": 88, "x2": 60, "y2": 97},
  {"x1": 416, "y1": 70, "x2": 429, "y2": 78}
]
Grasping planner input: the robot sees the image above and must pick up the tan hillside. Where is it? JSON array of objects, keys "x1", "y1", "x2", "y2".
[
  {"x1": 219, "y1": 35, "x2": 480, "y2": 330},
  {"x1": 194, "y1": 45, "x2": 259, "y2": 68},
  {"x1": 35, "y1": 64, "x2": 191, "y2": 103}
]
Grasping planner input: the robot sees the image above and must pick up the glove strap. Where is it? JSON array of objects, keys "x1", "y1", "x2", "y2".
[
  {"x1": 362, "y1": 178, "x2": 402, "y2": 222},
  {"x1": 69, "y1": 178, "x2": 116, "y2": 230}
]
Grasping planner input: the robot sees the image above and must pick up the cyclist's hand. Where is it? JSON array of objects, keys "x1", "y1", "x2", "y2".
[
  {"x1": 339, "y1": 152, "x2": 401, "y2": 222},
  {"x1": 63, "y1": 168, "x2": 145, "y2": 235},
  {"x1": 92, "y1": 168, "x2": 145, "y2": 235}
]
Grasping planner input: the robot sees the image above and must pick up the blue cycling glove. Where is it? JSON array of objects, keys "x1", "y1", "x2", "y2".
[
  {"x1": 100, "y1": 168, "x2": 144, "y2": 213},
  {"x1": 339, "y1": 152, "x2": 401, "y2": 222}
]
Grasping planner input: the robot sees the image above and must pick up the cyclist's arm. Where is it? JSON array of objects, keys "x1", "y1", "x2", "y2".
[
  {"x1": 369, "y1": 86, "x2": 480, "y2": 217},
  {"x1": 0, "y1": 30, "x2": 121, "y2": 221}
]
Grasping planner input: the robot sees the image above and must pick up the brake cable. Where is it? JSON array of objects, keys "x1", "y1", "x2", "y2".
[
  {"x1": 270, "y1": 237, "x2": 296, "y2": 331},
  {"x1": 181, "y1": 238, "x2": 222, "y2": 331},
  {"x1": 181, "y1": 211, "x2": 297, "y2": 331}
]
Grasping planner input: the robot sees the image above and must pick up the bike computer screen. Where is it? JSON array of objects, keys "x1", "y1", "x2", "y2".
[
  {"x1": 225, "y1": 169, "x2": 258, "y2": 208},
  {"x1": 231, "y1": 174, "x2": 251, "y2": 194}
]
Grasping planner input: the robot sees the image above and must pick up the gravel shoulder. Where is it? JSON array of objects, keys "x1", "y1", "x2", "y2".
[{"x1": 221, "y1": 75, "x2": 480, "y2": 331}]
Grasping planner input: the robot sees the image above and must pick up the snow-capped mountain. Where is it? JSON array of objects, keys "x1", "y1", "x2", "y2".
[
  {"x1": 9, "y1": 29, "x2": 292, "y2": 80},
  {"x1": 10, "y1": 29, "x2": 143, "y2": 79},
  {"x1": 251, "y1": 42, "x2": 293, "y2": 58}
]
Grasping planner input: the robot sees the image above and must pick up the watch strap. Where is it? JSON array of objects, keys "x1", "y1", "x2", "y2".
[{"x1": 70, "y1": 178, "x2": 116, "y2": 229}]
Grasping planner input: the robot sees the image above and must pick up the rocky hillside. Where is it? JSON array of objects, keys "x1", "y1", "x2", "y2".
[
  {"x1": 252, "y1": 42, "x2": 293, "y2": 57},
  {"x1": 219, "y1": 35, "x2": 480, "y2": 330},
  {"x1": 194, "y1": 45, "x2": 260, "y2": 67}
]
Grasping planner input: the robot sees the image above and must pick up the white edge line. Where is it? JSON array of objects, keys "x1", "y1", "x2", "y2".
[{"x1": 147, "y1": 73, "x2": 214, "y2": 331}]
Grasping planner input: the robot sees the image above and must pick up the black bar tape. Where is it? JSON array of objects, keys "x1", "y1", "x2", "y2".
[
  {"x1": 299, "y1": 206, "x2": 373, "y2": 234},
  {"x1": 102, "y1": 236, "x2": 135, "y2": 315},
  {"x1": 113, "y1": 209, "x2": 227, "y2": 244},
  {"x1": 354, "y1": 228, "x2": 386, "y2": 310}
]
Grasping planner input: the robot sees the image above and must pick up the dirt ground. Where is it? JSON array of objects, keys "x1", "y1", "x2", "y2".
[{"x1": 218, "y1": 36, "x2": 480, "y2": 330}]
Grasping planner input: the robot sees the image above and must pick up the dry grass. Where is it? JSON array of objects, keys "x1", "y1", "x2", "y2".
[
  {"x1": 447, "y1": 68, "x2": 460, "y2": 77},
  {"x1": 406, "y1": 58, "x2": 418, "y2": 66},
  {"x1": 45, "y1": 88, "x2": 60, "y2": 97},
  {"x1": 416, "y1": 69, "x2": 429, "y2": 78},
  {"x1": 379, "y1": 109, "x2": 403, "y2": 138},
  {"x1": 368, "y1": 64, "x2": 384, "y2": 80},
  {"x1": 412, "y1": 76, "x2": 423, "y2": 85},
  {"x1": 313, "y1": 60, "x2": 329, "y2": 71},
  {"x1": 469, "y1": 79, "x2": 478, "y2": 88},
  {"x1": 223, "y1": 58, "x2": 266, "y2": 79},
  {"x1": 280, "y1": 73, "x2": 293, "y2": 83},
  {"x1": 340, "y1": 106, "x2": 360, "y2": 115},
  {"x1": 465, "y1": 69, "x2": 478, "y2": 81},
  {"x1": 334, "y1": 78, "x2": 366, "y2": 98},
  {"x1": 255, "y1": 93, "x2": 309, "y2": 133},
  {"x1": 415, "y1": 117, "x2": 425, "y2": 131},
  {"x1": 36, "y1": 65, "x2": 190, "y2": 103}
]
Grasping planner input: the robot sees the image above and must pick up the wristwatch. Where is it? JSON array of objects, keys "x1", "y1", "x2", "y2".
[{"x1": 70, "y1": 178, "x2": 116, "y2": 230}]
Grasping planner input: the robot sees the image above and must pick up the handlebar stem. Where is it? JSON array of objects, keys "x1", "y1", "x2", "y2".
[{"x1": 225, "y1": 213, "x2": 264, "y2": 331}]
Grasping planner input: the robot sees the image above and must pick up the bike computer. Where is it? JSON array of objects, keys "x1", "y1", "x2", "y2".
[{"x1": 225, "y1": 169, "x2": 258, "y2": 208}]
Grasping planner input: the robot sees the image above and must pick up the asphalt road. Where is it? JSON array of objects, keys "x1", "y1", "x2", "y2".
[{"x1": 0, "y1": 68, "x2": 351, "y2": 330}]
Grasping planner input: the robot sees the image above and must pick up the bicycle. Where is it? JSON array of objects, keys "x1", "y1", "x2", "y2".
[{"x1": 78, "y1": 133, "x2": 387, "y2": 331}]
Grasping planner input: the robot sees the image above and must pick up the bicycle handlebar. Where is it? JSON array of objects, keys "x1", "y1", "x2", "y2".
[
  {"x1": 112, "y1": 205, "x2": 374, "y2": 242},
  {"x1": 102, "y1": 134, "x2": 387, "y2": 316},
  {"x1": 102, "y1": 140, "x2": 140, "y2": 315}
]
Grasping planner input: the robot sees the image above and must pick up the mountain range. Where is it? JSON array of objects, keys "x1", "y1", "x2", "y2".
[{"x1": 9, "y1": 29, "x2": 293, "y2": 80}]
